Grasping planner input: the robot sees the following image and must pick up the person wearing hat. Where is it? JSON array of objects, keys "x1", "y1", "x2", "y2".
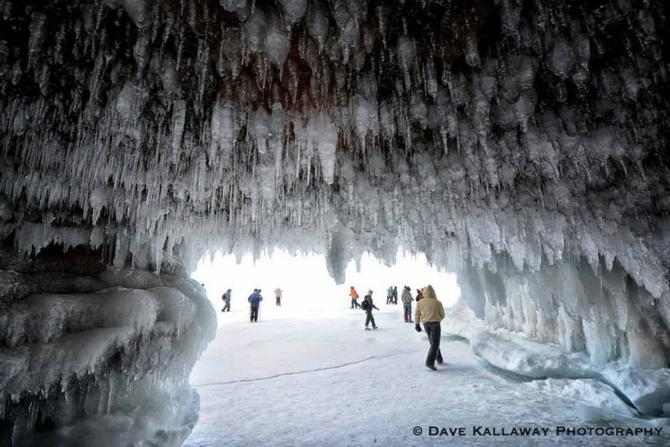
[
  {"x1": 362, "y1": 290, "x2": 379, "y2": 330},
  {"x1": 414, "y1": 285, "x2": 445, "y2": 370}
]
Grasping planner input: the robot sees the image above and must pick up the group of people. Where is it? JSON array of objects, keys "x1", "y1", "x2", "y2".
[
  {"x1": 221, "y1": 282, "x2": 445, "y2": 371},
  {"x1": 386, "y1": 286, "x2": 398, "y2": 304},
  {"x1": 349, "y1": 284, "x2": 445, "y2": 370},
  {"x1": 350, "y1": 285, "x2": 424, "y2": 323},
  {"x1": 220, "y1": 287, "x2": 284, "y2": 322}
]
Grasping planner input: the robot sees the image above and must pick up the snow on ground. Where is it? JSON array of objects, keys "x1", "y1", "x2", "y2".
[{"x1": 184, "y1": 302, "x2": 669, "y2": 447}]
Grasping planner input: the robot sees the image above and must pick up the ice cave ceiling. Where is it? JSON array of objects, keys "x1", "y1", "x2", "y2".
[{"x1": 1, "y1": 0, "x2": 670, "y2": 367}]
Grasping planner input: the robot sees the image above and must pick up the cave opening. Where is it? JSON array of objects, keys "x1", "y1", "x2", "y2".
[{"x1": 191, "y1": 249, "x2": 461, "y2": 320}]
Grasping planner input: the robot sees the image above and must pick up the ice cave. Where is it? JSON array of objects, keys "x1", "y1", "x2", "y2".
[{"x1": 1, "y1": 0, "x2": 670, "y2": 445}]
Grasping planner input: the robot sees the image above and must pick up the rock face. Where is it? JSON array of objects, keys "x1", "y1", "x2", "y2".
[{"x1": 0, "y1": 0, "x2": 669, "y2": 437}]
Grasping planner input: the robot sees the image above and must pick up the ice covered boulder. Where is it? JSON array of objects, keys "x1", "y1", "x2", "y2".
[{"x1": 0, "y1": 268, "x2": 216, "y2": 446}]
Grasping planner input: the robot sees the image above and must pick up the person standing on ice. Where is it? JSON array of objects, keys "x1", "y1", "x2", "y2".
[
  {"x1": 401, "y1": 286, "x2": 413, "y2": 322},
  {"x1": 361, "y1": 290, "x2": 379, "y2": 330},
  {"x1": 350, "y1": 286, "x2": 360, "y2": 308},
  {"x1": 221, "y1": 288, "x2": 232, "y2": 312},
  {"x1": 414, "y1": 285, "x2": 445, "y2": 370},
  {"x1": 392, "y1": 286, "x2": 398, "y2": 305},
  {"x1": 386, "y1": 286, "x2": 393, "y2": 304},
  {"x1": 248, "y1": 289, "x2": 263, "y2": 322},
  {"x1": 274, "y1": 288, "x2": 283, "y2": 306}
]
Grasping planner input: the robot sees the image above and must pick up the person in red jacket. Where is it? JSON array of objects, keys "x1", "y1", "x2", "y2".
[{"x1": 349, "y1": 286, "x2": 360, "y2": 308}]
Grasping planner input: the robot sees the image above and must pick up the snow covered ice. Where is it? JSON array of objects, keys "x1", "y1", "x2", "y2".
[{"x1": 184, "y1": 302, "x2": 670, "y2": 446}]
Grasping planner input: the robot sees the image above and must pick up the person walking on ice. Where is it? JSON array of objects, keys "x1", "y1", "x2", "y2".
[
  {"x1": 414, "y1": 285, "x2": 445, "y2": 370},
  {"x1": 361, "y1": 290, "x2": 379, "y2": 330},
  {"x1": 350, "y1": 286, "x2": 360, "y2": 308},
  {"x1": 248, "y1": 289, "x2": 263, "y2": 322},
  {"x1": 274, "y1": 288, "x2": 283, "y2": 306},
  {"x1": 401, "y1": 286, "x2": 413, "y2": 322},
  {"x1": 221, "y1": 288, "x2": 232, "y2": 312}
]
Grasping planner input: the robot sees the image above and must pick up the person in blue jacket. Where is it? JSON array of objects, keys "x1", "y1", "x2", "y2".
[
  {"x1": 221, "y1": 288, "x2": 232, "y2": 312},
  {"x1": 248, "y1": 288, "x2": 263, "y2": 322}
]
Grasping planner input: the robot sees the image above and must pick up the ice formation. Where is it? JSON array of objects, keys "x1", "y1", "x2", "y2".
[
  {"x1": 0, "y1": 0, "x2": 669, "y2": 440},
  {"x1": 0, "y1": 258, "x2": 216, "y2": 445},
  {"x1": 442, "y1": 302, "x2": 670, "y2": 417}
]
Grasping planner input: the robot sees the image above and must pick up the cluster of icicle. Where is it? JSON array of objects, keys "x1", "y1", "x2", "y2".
[{"x1": 0, "y1": 0, "x2": 669, "y2": 367}]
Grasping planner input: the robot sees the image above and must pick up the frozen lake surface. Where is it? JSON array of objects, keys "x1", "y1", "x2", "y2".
[{"x1": 185, "y1": 304, "x2": 668, "y2": 446}]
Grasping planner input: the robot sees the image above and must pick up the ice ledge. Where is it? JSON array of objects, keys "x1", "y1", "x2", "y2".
[{"x1": 444, "y1": 303, "x2": 670, "y2": 418}]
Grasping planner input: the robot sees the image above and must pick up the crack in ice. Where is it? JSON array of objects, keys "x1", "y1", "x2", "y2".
[{"x1": 191, "y1": 349, "x2": 421, "y2": 388}]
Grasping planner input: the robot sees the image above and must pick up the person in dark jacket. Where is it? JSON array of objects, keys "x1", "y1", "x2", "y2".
[
  {"x1": 221, "y1": 288, "x2": 232, "y2": 312},
  {"x1": 362, "y1": 290, "x2": 379, "y2": 330},
  {"x1": 248, "y1": 289, "x2": 263, "y2": 322},
  {"x1": 392, "y1": 286, "x2": 398, "y2": 305}
]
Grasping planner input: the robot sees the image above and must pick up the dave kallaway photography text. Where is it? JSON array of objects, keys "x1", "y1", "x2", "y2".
[{"x1": 415, "y1": 426, "x2": 664, "y2": 437}]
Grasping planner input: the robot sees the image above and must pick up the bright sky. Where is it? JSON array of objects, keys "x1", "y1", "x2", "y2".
[{"x1": 192, "y1": 249, "x2": 461, "y2": 322}]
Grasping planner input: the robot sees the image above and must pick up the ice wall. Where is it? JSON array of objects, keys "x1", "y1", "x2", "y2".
[
  {"x1": 0, "y1": 249, "x2": 217, "y2": 445},
  {"x1": 0, "y1": 1, "x2": 668, "y2": 375}
]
